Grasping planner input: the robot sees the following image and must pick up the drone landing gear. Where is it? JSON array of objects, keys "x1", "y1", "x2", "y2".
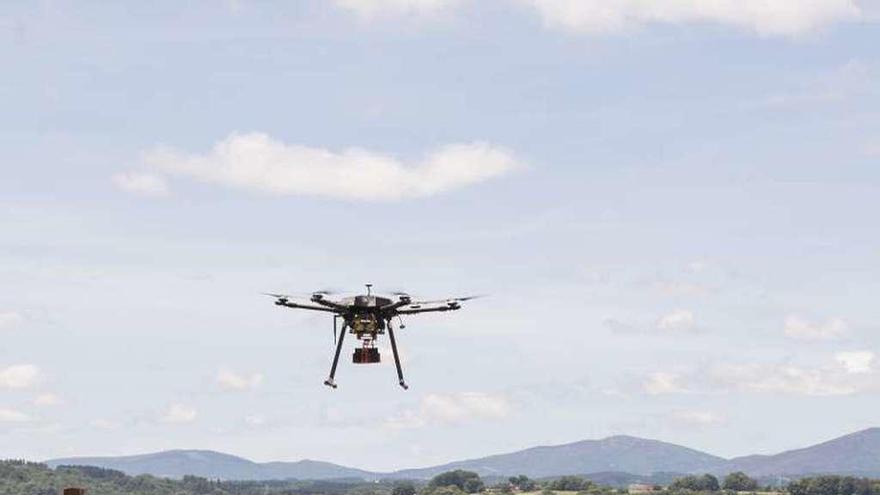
[
  {"x1": 387, "y1": 321, "x2": 408, "y2": 390},
  {"x1": 325, "y1": 322, "x2": 347, "y2": 389}
]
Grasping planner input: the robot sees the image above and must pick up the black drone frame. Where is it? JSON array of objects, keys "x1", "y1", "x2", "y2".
[{"x1": 267, "y1": 285, "x2": 471, "y2": 390}]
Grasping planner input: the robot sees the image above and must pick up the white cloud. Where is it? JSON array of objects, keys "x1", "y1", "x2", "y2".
[
  {"x1": 644, "y1": 372, "x2": 686, "y2": 395},
  {"x1": 671, "y1": 409, "x2": 725, "y2": 426},
  {"x1": 217, "y1": 369, "x2": 264, "y2": 391},
  {"x1": 606, "y1": 311, "x2": 700, "y2": 335},
  {"x1": 0, "y1": 364, "x2": 41, "y2": 389},
  {"x1": 0, "y1": 408, "x2": 31, "y2": 423},
  {"x1": 244, "y1": 414, "x2": 266, "y2": 427},
  {"x1": 140, "y1": 132, "x2": 520, "y2": 201},
  {"x1": 650, "y1": 352, "x2": 880, "y2": 397},
  {"x1": 687, "y1": 260, "x2": 709, "y2": 273},
  {"x1": 783, "y1": 315, "x2": 847, "y2": 340},
  {"x1": 335, "y1": 0, "x2": 459, "y2": 18},
  {"x1": 0, "y1": 311, "x2": 24, "y2": 330},
  {"x1": 90, "y1": 418, "x2": 120, "y2": 430},
  {"x1": 604, "y1": 318, "x2": 639, "y2": 334},
  {"x1": 657, "y1": 309, "x2": 696, "y2": 332},
  {"x1": 387, "y1": 392, "x2": 511, "y2": 429},
  {"x1": 112, "y1": 172, "x2": 170, "y2": 197},
  {"x1": 711, "y1": 362, "x2": 870, "y2": 396},
  {"x1": 160, "y1": 403, "x2": 198, "y2": 423},
  {"x1": 655, "y1": 281, "x2": 709, "y2": 297},
  {"x1": 33, "y1": 393, "x2": 62, "y2": 406},
  {"x1": 520, "y1": 0, "x2": 861, "y2": 37},
  {"x1": 836, "y1": 351, "x2": 875, "y2": 374}
]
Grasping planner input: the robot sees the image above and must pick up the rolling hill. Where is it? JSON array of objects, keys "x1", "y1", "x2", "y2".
[
  {"x1": 46, "y1": 450, "x2": 375, "y2": 480},
  {"x1": 724, "y1": 427, "x2": 880, "y2": 476},
  {"x1": 44, "y1": 427, "x2": 880, "y2": 481},
  {"x1": 391, "y1": 435, "x2": 724, "y2": 478}
]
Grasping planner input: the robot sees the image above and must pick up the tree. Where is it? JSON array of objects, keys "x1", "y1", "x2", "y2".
[
  {"x1": 429, "y1": 471, "x2": 485, "y2": 494},
  {"x1": 464, "y1": 479, "x2": 485, "y2": 494},
  {"x1": 723, "y1": 473, "x2": 758, "y2": 492},
  {"x1": 509, "y1": 476, "x2": 537, "y2": 492},
  {"x1": 394, "y1": 481, "x2": 418, "y2": 495},
  {"x1": 549, "y1": 476, "x2": 593, "y2": 491},
  {"x1": 670, "y1": 474, "x2": 720, "y2": 492},
  {"x1": 788, "y1": 476, "x2": 879, "y2": 495}
]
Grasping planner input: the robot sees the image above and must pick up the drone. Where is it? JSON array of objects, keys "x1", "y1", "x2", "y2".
[{"x1": 265, "y1": 284, "x2": 477, "y2": 390}]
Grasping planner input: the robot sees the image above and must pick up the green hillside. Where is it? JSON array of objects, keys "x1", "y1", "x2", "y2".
[{"x1": 0, "y1": 460, "x2": 389, "y2": 495}]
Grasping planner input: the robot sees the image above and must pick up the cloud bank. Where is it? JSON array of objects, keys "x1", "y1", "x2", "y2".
[
  {"x1": 0, "y1": 311, "x2": 24, "y2": 331},
  {"x1": 783, "y1": 315, "x2": 848, "y2": 340},
  {"x1": 644, "y1": 350, "x2": 878, "y2": 398},
  {"x1": 161, "y1": 403, "x2": 198, "y2": 423},
  {"x1": 387, "y1": 392, "x2": 511, "y2": 429},
  {"x1": 519, "y1": 0, "x2": 861, "y2": 37},
  {"x1": 33, "y1": 393, "x2": 62, "y2": 406},
  {"x1": 333, "y1": 0, "x2": 862, "y2": 37},
  {"x1": 644, "y1": 371, "x2": 687, "y2": 395},
  {"x1": 657, "y1": 309, "x2": 697, "y2": 332},
  {"x1": 0, "y1": 408, "x2": 31, "y2": 423},
  {"x1": 135, "y1": 133, "x2": 520, "y2": 201},
  {"x1": 0, "y1": 364, "x2": 41, "y2": 389},
  {"x1": 335, "y1": 0, "x2": 459, "y2": 18},
  {"x1": 112, "y1": 172, "x2": 171, "y2": 197},
  {"x1": 217, "y1": 369, "x2": 264, "y2": 391}
]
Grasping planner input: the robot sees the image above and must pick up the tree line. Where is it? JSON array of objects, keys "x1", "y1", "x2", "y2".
[
  {"x1": 2, "y1": 459, "x2": 879, "y2": 495},
  {"x1": 667, "y1": 473, "x2": 880, "y2": 495}
]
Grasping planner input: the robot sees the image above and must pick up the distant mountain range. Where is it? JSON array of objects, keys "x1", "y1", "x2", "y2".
[
  {"x1": 45, "y1": 427, "x2": 880, "y2": 481},
  {"x1": 47, "y1": 451, "x2": 373, "y2": 480},
  {"x1": 392, "y1": 435, "x2": 724, "y2": 479},
  {"x1": 723, "y1": 427, "x2": 880, "y2": 477}
]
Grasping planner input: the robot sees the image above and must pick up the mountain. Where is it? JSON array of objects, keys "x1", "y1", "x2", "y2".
[
  {"x1": 44, "y1": 428, "x2": 880, "y2": 481},
  {"x1": 390, "y1": 435, "x2": 723, "y2": 478},
  {"x1": 46, "y1": 450, "x2": 375, "y2": 480},
  {"x1": 724, "y1": 427, "x2": 880, "y2": 477}
]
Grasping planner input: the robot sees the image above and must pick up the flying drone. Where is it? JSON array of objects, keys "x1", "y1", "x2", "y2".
[{"x1": 265, "y1": 284, "x2": 477, "y2": 390}]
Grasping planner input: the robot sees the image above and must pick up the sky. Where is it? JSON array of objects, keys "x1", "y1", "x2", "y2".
[{"x1": 1, "y1": 0, "x2": 880, "y2": 471}]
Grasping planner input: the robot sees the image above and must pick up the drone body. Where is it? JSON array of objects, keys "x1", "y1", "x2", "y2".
[{"x1": 266, "y1": 284, "x2": 475, "y2": 389}]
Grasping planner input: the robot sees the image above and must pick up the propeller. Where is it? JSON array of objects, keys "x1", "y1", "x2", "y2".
[
  {"x1": 262, "y1": 288, "x2": 340, "y2": 300},
  {"x1": 413, "y1": 295, "x2": 485, "y2": 304},
  {"x1": 262, "y1": 292, "x2": 291, "y2": 303}
]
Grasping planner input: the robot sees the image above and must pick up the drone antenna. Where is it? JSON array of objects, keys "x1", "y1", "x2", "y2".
[{"x1": 366, "y1": 283, "x2": 372, "y2": 296}]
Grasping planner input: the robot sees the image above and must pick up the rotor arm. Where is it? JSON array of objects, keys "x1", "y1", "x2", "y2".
[
  {"x1": 396, "y1": 303, "x2": 461, "y2": 315},
  {"x1": 379, "y1": 295, "x2": 413, "y2": 313},
  {"x1": 309, "y1": 294, "x2": 349, "y2": 312},
  {"x1": 264, "y1": 294, "x2": 341, "y2": 313},
  {"x1": 275, "y1": 300, "x2": 339, "y2": 313}
]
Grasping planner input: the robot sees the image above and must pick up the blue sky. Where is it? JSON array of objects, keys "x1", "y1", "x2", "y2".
[{"x1": 2, "y1": 0, "x2": 880, "y2": 470}]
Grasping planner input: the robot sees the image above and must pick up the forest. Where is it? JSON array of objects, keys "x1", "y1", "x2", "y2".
[{"x1": 2, "y1": 460, "x2": 879, "y2": 495}]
